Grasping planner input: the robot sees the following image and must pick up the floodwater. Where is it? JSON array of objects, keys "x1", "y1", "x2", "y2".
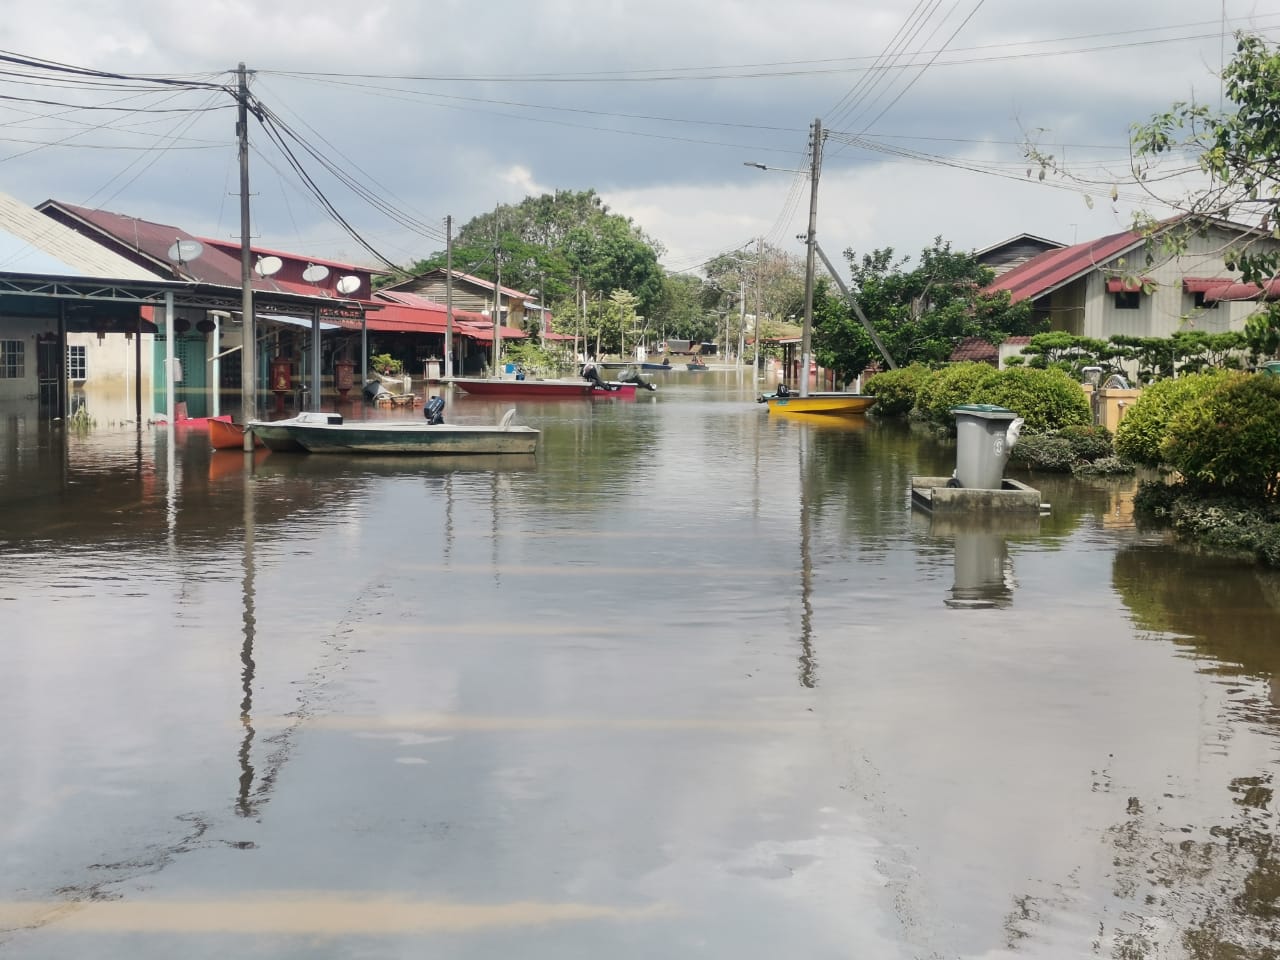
[{"x1": 2, "y1": 370, "x2": 1279, "y2": 959}]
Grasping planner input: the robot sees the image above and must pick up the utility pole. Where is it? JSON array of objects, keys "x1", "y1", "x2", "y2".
[
  {"x1": 491, "y1": 214, "x2": 502, "y2": 374},
  {"x1": 799, "y1": 117, "x2": 823, "y2": 398},
  {"x1": 237, "y1": 63, "x2": 257, "y2": 448},
  {"x1": 752, "y1": 236, "x2": 763, "y2": 378},
  {"x1": 444, "y1": 215, "x2": 454, "y2": 378},
  {"x1": 737, "y1": 273, "x2": 746, "y2": 371}
]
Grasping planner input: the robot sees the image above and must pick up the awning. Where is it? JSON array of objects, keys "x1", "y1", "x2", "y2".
[
  {"x1": 1104, "y1": 277, "x2": 1152, "y2": 293},
  {"x1": 1201, "y1": 279, "x2": 1280, "y2": 303},
  {"x1": 263, "y1": 314, "x2": 339, "y2": 330}
]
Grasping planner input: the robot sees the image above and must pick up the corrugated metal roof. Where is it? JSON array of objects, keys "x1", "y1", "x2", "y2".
[
  {"x1": 949, "y1": 337, "x2": 998, "y2": 363},
  {"x1": 0, "y1": 191, "x2": 161, "y2": 280},
  {"x1": 984, "y1": 227, "x2": 1145, "y2": 303}
]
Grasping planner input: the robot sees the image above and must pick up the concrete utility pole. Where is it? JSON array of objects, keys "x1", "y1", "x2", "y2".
[
  {"x1": 491, "y1": 214, "x2": 502, "y2": 374},
  {"x1": 752, "y1": 237, "x2": 763, "y2": 377},
  {"x1": 237, "y1": 62, "x2": 256, "y2": 448},
  {"x1": 800, "y1": 117, "x2": 822, "y2": 398},
  {"x1": 814, "y1": 242, "x2": 897, "y2": 370},
  {"x1": 445, "y1": 215, "x2": 454, "y2": 378}
]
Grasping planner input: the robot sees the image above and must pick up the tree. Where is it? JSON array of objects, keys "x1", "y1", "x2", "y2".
[
  {"x1": 404, "y1": 189, "x2": 665, "y2": 320},
  {"x1": 814, "y1": 237, "x2": 1041, "y2": 383}
]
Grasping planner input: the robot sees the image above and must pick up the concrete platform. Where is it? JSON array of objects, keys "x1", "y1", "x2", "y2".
[{"x1": 911, "y1": 476, "x2": 1046, "y2": 516}]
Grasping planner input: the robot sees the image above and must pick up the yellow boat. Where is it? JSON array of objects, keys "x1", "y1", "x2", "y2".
[{"x1": 760, "y1": 391, "x2": 875, "y2": 416}]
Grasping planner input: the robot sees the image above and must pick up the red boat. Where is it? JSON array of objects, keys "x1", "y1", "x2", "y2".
[
  {"x1": 209, "y1": 417, "x2": 263, "y2": 449},
  {"x1": 450, "y1": 377, "x2": 593, "y2": 398}
]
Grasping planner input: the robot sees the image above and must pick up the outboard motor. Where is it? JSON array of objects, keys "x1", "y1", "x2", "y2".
[
  {"x1": 363, "y1": 380, "x2": 392, "y2": 402},
  {"x1": 581, "y1": 362, "x2": 607, "y2": 388},
  {"x1": 617, "y1": 367, "x2": 656, "y2": 391},
  {"x1": 423, "y1": 395, "x2": 446, "y2": 425}
]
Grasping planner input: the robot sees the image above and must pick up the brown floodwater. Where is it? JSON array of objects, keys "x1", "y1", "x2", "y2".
[{"x1": 2, "y1": 371, "x2": 1278, "y2": 958}]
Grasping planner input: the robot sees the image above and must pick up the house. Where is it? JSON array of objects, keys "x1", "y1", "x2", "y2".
[
  {"x1": 983, "y1": 217, "x2": 1280, "y2": 341},
  {"x1": 382, "y1": 268, "x2": 552, "y2": 336},
  {"x1": 974, "y1": 233, "x2": 1064, "y2": 277}
]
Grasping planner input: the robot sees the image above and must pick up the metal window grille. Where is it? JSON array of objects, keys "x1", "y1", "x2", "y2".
[
  {"x1": 67, "y1": 345, "x2": 87, "y2": 380},
  {"x1": 0, "y1": 340, "x2": 24, "y2": 379}
]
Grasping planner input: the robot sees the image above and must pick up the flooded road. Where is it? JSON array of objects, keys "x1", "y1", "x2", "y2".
[{"x1": 2, "y1": 371, "x2": 1279, "y2": 958}]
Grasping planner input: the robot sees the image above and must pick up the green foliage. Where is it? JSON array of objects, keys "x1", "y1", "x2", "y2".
[
  {"x1": 914, "y1": 362, "x2": 1001, "y2": 427},
  {"x1": 1008, "y1": 433, "x2": 1075, "y2": 471},
  {"x1": 1133, "y1": 481, "x2": 1280, "y2": 566},
  {"x1": 864, "y1": 363, "x2": 932, "y2": 416},
  {"x1": 1058, "y1": 424, "x2": 1115, "y2": 462},
  {"x1": 1021, "y1": 332, "x2": 1119, "y2": 376},
  {"x1": 370, "y1": 353, "x2": 403, "y2": 377},
  {"x1": 1161, "y1": 373, "x2": 1280, "y2": 500},
  {"x1": 979, "y1": 366, "x2": 1092, "y2": 431},
  {"x1": 501, "y1": 341, "x2": 568, "y2": 378},
  {"x1": 406, "y1": 190, "x2": 665, "y2": 317},
  {"x1": 816, "y1": 237, "x2": 1044, "y2": 379},
  {"x1": 1113, "y1": 372, "x2": 1228, "y2": 467}
]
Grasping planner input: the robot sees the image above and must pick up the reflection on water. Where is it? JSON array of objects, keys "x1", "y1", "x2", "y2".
[{"x1": 3, "y1": 383, "x2": 1280, "y2": 957}]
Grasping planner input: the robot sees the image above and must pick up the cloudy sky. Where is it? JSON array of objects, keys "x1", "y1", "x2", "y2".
[{"x1": 1, "y1": 1, "x2": 1275, "y2": 279}]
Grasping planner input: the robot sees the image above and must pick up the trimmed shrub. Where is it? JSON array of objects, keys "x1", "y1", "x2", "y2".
[
  {"x1": 1008, "y1": 433, "x2": 1075, "y2": 471},
  {"x1": 1161, "y1": 374, "x2": 1280, "y2": 500},
  {"x1": 1058, "y1": 424, "x2": 1114, "y2": 463},
  {"x1": 915, "y1": 362, "x2": 1001, "y2": 428},
  {"x1": 1113, "y1": 371, "x2": 1229, "y2": 467},
  {"x1": 1133, "y1": 482, "x2": 1280, "y2": 566},
  {"x1": 976, "y1": 366, "x2": 1092, "y2": 431},
  {"x1": 865, "y1": 363, "x2": 931, "y2": 417},
  {"x1": 1073, "y1": 456, "x2": 1133, "y2": 477}
]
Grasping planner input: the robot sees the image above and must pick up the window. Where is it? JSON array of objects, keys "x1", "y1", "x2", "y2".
[
  {"x1": 1113, "y1": 291, "x2": 1141, "y2": 310},
  {"x1": 67, "y1": 344, "x2": 87, "y2": 380},
  {"x1": 1192, "y1": 291, "x2": 1220, "y2": 309},
  {"x1": 0, "y1": 340, "x2": 24, "y2": 378}
]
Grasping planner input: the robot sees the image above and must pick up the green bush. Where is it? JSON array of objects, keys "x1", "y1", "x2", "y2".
[
  {"x1": 977, "y1": 366, "x2": 1092, "y2": 431},
  {"x1": 1133, "y1": 482, "x2": 1280, "y2": 566},
  {"x1": 1161, "y1": 373, "x2": 1280, "y2": 500},
  {"x1": 1113, "y1": 371, "x2": 1228, "y2": 467},
  {"x1": 865, "y1": 363, "x2": 931, "y2": 417},
  {"x1": 1008, "y1": 433, "x2": 1076, "y2": 471},
  {"x1": 1073, "y1": 456, "x2": 1133, "y2": 477},
  {"x1": 1058, "y1": 424, "x2": 1114, "y2": 462},
  {"x1": 915, "y1": 362, "x2": 1001, "y2": 428}
]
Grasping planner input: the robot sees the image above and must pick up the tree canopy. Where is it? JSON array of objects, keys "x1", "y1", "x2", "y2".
[
  {"x1": 812, "y1": 237, "x2": 1041, "y2": 384},
  {"x1": 405, "y1": 189, "x2": 666, "y2": 320}
]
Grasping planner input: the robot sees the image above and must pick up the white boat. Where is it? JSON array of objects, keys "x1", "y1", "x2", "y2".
[{"x1": 248, "y1": 407, "x2": 538, "y2": 456}]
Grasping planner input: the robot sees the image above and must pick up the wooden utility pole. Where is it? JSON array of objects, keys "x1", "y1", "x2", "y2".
[
  {"x1": 444, "y1": 215, "x2": 454, "y2": 378},
  {"x1": 800, "y1": 118, "x2": 822, "y2": 398},
  {"x1": 237, "y1": 62, "x2": 256, "y2": 447}
]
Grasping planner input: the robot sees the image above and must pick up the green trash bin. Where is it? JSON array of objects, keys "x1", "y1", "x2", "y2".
[
  {"x1": 952, "y1": 404, "x2": 1019, "y2": 489},
  {"x1": 1261, "y1": 360, "x2": 1280, "y2": 378}
]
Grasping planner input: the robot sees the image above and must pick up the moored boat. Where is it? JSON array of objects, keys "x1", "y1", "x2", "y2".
[
  {"x1": 209, "y1": 417, "x2": 263, "y2": 449},
  {"x1": 758, "y1": 389, "x2": 876, "y2": 416},
  {"x1": 247, "y1": 408, "x2": 538, "y2": 456},
  {"x1": 445, "y1": 377, "x2": 593, "y2": 398}
]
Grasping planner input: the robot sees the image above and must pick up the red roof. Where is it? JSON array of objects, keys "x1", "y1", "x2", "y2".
[
  {"x1": 985, "y1": 227, "x2": 1145, "y2": 303},
  {"x1": 949, "y1": 337, "x2": 998, "y2": 363}
]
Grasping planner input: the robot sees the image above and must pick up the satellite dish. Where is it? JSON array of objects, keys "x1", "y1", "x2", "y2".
[
  {"x1": 254, "y1": 255, "x2": 283, "y2": 278},
  {"x1": 336, "y1": 275, "x2": 361, "y2": 295},
  {"x1": 302, "y1": 263, "x2": 330, "y2": 283},
  {"x1": 167, "y1": 239, "x2": 203, "y2": 263}
]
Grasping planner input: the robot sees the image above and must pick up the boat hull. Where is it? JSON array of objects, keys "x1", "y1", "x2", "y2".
[
  {"x1": 209, "y1": 418, "x2": 263, "y2": 450},
  {"x1": 592, "y1": 382, "x2": 637, "y2": 398},
  {"x1": 248, "y1": 415, "x2": 538, "y2": 456},
  {"x1": 763, "y1": 393, "x2": 875, "y2": 416},
  {"x1": 447, "y1": 378, "x2": 593, "y2": 398}
]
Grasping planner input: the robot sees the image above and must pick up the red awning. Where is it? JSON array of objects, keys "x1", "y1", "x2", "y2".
[
  {"x1": 1201, "y1": 278, "x2": 1280, "y2": 303},
  {"x1": 1104, "y1": 277, "x2": 1151, "y2": 293}
]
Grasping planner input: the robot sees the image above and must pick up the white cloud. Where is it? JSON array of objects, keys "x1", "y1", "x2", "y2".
[{"x1": 0, "y1": 0, "x2": 1267, "y2": 274}]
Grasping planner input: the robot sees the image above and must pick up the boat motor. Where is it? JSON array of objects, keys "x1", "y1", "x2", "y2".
[
  {"x1": 581, "y1": 362, "x2": 607, "y2": 389},
  {"x1": 424, "y1": 395, "x2": 446, "y2": 425}
]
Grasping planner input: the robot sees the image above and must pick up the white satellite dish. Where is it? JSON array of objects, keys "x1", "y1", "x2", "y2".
[
  {"x1": 254, "y1": 255, "x2": 283, "y2": 278},
  {"x1": 302, "y1": 263, "x2": 330, "y2": 283},
  {"x1": 167, "y1": 239, "x2": 203, "y2": 263},
  {"x1": 336, "y1": 274, "x2": 361, "y2": 295}
]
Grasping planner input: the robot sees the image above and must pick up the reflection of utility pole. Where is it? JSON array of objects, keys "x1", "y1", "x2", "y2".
[{"x1": 814, "y1": 242, "x2": 897, "y2": 370}]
